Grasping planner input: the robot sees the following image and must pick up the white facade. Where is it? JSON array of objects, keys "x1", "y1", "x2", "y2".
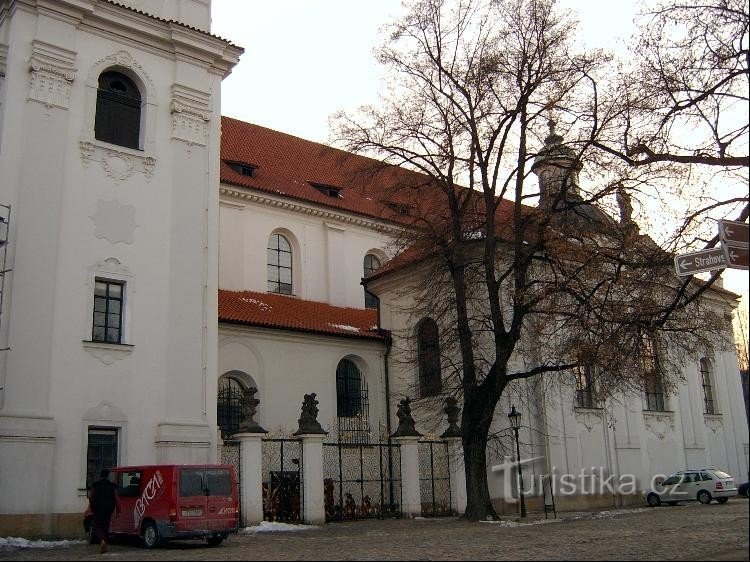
[
  {"x1": 0, "y1": 0, "x2": 240, "y2": 535},
  {"x1": 0, "y1": 0, "x2": 746, "y2": 538}
]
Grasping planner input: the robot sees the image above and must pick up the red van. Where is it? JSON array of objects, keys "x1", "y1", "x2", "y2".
[{"x1": 83, "y1": 464, "x2": 239, "y2": 548}]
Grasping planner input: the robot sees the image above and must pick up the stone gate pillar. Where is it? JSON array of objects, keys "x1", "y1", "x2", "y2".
[
  {"x1": 293, "y1": 393, "x2": 327, "y2": 525},
  {"x1": 235, "y1": 432, "x2": 265, "y2": 527},
  {"x1": 441, "y1": 397, "x2": 466, "y2": 515},
  {"x1": 393, "y1": 436, "x2": 422, "y2": 517}
]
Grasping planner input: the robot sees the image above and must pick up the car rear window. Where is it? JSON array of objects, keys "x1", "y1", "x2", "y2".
[
  {"x1": 205, "y1": 469, "x2": 232, "y2": 496},
  {"x1": 712, "y1": 471, "x2": 731, "y2": 479}
]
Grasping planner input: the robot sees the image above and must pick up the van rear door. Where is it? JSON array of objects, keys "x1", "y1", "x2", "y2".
[
  {"x1": 204, "y1": 467, "x2": 238, "y2": 531},
  {"x1": 177, "y1": 468, "x2": 209, "y2": 532}
]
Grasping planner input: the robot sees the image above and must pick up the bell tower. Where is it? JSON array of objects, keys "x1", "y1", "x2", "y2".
[{"x1": 531, "y1": 119, "x2": 583, "y2": 210}]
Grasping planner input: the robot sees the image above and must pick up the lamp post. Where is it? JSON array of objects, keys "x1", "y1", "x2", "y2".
[{"x1": 508, "y1": 405, "x2": 527, "y2": 518}]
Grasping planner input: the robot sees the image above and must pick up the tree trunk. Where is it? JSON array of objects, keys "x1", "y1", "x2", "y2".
[{"x1": 462, "y1": 393, "x2": 500, "y2": 521}]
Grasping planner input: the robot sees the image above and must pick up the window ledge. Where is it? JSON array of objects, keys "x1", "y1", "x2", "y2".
[
  {"x1": 574, "y1": 406, "x2": 604, "y2": 413},
  {"x1": 79, "y1": 138, "x2": 156, "y2": 183},
  {"x1": 82, "y1": 341, "x2": 133, "y2": 365},
  {"x1": 703, "y1": 413, "x2": 723, "y2": 420}
]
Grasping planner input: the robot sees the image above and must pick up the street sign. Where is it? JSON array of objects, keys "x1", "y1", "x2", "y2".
[
  {"x1": 674, "y1": 248, "x2": 727, "y2": 276},
  {"x1": 723, "y1": 245, "x2": 749, "y2": 270},
  {"x1": 718, "y1": 220, "x2": 749, "y2": 247}
]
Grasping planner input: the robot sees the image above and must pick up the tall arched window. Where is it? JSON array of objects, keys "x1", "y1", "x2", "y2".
[
  {"x1": 417, "y1": 318, "x2": 441, "y2": 398},
  {"x1": 699, "y1": 358, "x2": 717, "y2": 414},
  {"x1": 217, "y1": 376, "x2": 245, "y2": 438},
  {"x1": 95, "y1": 70, "x2": 141, "y2": 149},
  {"x1": 336, "y1": 359, "x2": 370, "y2": 443},
  {"x1": 267, "y1": 233, "x2": 293, "y2": 294},
  {"x1": 641, "y1": 331, "x2": 666, "y2": 412},
  {"x1": 363, "y1": 254, "x2": 381, "y2": 309}
]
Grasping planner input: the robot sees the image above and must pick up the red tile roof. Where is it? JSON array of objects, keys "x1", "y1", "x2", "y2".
[{"x1": 218, "y1": 290, "x2": 387, "y2": 341}]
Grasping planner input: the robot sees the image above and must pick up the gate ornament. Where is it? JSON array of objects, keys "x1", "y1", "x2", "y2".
[
  {"x1": 237, "y1": 386, "x2": 267, "y2": 433},
  {"x1": 293, "y1": 393, "x2": 327, "y2": 435},
  {"x1": 391, "y1": 397, "x2": 422, "y2": 437},
  {"x1": 440, "y1": 396, "x2": 462, "y2": 438}
]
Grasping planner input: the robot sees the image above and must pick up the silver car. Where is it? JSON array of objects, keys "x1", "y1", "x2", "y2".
[{"x1": 644, "y1": 468, "x2": 738, "y2": 506}]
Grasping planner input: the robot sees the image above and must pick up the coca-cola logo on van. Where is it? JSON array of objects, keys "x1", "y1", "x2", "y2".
[{"x1": 133, "y1": 470, "x2": 165, "y2": 528}]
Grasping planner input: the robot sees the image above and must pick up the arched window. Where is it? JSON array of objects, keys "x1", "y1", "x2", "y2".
[
  {"x1": 95, "y1": 71, "x2": 141, "y2": 149},
  {"x1": 267, "y1": 233, "x2": 293, "y2": 294},
  {"x1": 363, "y1": 254, "x2": 381, "y2": 309},
  {"x1": 217, "y1": 376, "x2": 245, "y2": 438},
  {"x1": 699, "y1": 358, "x2": 717, "y2": 414},
  {"x1": 641, "y1": 332, "x2": 666, "y2": 412},
  {"x1": 336, "y1": 359, "x2": 370, "y2": 443},
  {"x1": 417, "y1": 318, "x2": 441, "y2": 398}
]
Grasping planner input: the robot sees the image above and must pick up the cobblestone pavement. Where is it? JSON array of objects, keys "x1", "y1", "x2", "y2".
[{"x1": 1, "y1": 501, "x2": 748, "y2": 561}]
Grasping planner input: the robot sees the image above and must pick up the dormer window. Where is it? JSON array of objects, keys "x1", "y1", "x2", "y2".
[
  {"x1": 310, "y1": 183, "x2": 342, "y2": 198},
  {"x1": 386, "y1": 202, "x2": 412, "y2": 216},
  {"x1": 226, "y1": 161, "x2": 256, "y2": 177}
]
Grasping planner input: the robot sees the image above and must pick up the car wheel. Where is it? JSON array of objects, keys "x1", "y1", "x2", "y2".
[
  {"x1": 716, "y1": 497, "x2": 729, "y2": 504},
  {"x1": 206, "y1": 535, "x2": 224, "y2": 547},
  {"x1": 646, "y1": 493, "x2": 661, "y2": 507},
  {"x1": 142, "y1": 522, "x2": 161, "y2": 549},
  {"x1": 697, "y1": 490, "x2": 712, "y2": 505}
]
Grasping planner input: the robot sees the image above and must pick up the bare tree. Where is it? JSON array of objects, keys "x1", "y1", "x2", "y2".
[
  {"x1": 336, "y1": 0, "x2": 731, "y2": 521},
  {"x1": 593, "y1": 0, "x2": 749, "y2": 244}
]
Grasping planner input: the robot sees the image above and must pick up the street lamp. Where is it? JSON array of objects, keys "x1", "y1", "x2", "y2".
[{"x1": 508, "y1": 405, "x2": 527, "y2": 518}]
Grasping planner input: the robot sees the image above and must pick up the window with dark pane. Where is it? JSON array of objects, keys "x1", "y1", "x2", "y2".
[
  {"x1": 575, "y1": 365, "x2": 596, "y2": 409},
  {"x1": 699, "y1": 358, "x2": 717, "y2": 414},
  {"x1": 417, "y1": 318, "x2": 442, "y2": 398},
  {"x1": 641, "y1": 332, "x2": 666, "y2": 411},
  {"x1": 86, "y1": 428, "x2": 118, "y2": 490},
  {"x1": 217, "y1": 376, "x2": 245, "y2": 438},
  {"x1": 363, "y1": 254, "x2": 381, "y2": 309},
  {"x1": 95, "y1": 71, "x2": 141, "y2": 150},
  {"x1": 93, "y1": 279, "x2": 123, "y2": 344},
  {"x1": 336, "y1": 359, "x2": 370, "y2": 444},
  {"x1": 267, "y1": 233, "x2": 293, "y2": 294}
]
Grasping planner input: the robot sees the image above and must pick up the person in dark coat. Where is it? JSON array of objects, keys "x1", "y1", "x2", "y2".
[{"x1": 89, "y1": 469, "x2": 122, "y2": 553}]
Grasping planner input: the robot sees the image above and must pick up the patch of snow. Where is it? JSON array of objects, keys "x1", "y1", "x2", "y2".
[
  {"x1": 239, "y1": 297, "x2": 272, "y2": 311},
  {"x1": 0, "y1": 537, "x2": 84, "y2": 549},
  {"x1": 327, "y1": 323, "x2": 360, "y2": 332},
  {"x1": 240, "y1": 521, "x2": 320, "y2": 533},
  {"x1": 479, "y1": 518, "x2": 561, "y2": 527}
]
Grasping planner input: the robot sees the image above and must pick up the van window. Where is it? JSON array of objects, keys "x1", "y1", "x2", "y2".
[
  {"x1": 205, "y1": 469, "x2": 232, "y2": 496},
  {"x1": 118, "y1": 471, "x2": 143, "y2": 497},
  {"x1": 179, "y1": 468, "x2": 205, "y2": 497}
]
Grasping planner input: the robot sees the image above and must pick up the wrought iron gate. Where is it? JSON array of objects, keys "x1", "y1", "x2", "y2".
[
  {"x1": 418, "y1": 439, "x2": 454, "y2": 517},
  {"x1": 261, "y1": 438, "x2": 303, "y2": 523},
  {"x1": 323, "y1": 440, "x2": 401, "y2": 521},
  {"x1": 219, "y1": 439, "x2": 242, "y2": 521}
]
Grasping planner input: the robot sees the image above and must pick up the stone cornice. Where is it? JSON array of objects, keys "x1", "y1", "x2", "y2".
[{"x1": 219, "y1": 185, "x2": 404, "y2": 235}]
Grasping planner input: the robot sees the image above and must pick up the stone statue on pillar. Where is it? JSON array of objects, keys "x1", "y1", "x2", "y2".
[
  {"x1": 293, "y1": 393, "x2": 327, "y2": 435},
  {"x1": 236, "y1": 387, "x2": 267, "y2": 434},
  {"x1": 391, "y1": 397, "x2": 422, "y2": 438},
  {"x1": 440, "y1": 396, "x2": 462, "y2": 438}
]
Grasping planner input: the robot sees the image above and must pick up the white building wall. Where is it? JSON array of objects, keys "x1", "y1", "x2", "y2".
[{"x1": 0, "y1": 0, "x2": 239, "y2": 533}]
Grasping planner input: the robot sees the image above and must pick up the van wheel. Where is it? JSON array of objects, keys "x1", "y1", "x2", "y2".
[
  {"x1": 697, "y1": 490, "x2": 712, "y2": 505},
  {"x1": 206, "y1": 535, "x2": 224, "y2": 547},
  {"x1": 142, "y1": 522, "x2": 161, "y2": 549}
]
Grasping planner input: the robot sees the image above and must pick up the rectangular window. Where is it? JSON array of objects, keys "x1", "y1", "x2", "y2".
[
  {"x1": 575, "y1": 365, "x2": 597, "y2": 409},
  {"x1": 86, "y1": 428, "x2": 118, "y2": 490},
  {"x1": 641, "y1": 332, "x2": 666, "y2": 412},
  {"x1": 93, "y1": 279, "x2": 124, "y2": 343}
]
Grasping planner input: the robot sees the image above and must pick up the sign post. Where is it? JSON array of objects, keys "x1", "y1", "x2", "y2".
[
  {"x1": 674, "y1": 248, "x2": 727, "y2": 277},
  {"x1": 718, "y1": 220, "x2": 749, "y2": 271}
]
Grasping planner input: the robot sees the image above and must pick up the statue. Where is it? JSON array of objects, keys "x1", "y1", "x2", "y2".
[
  {"x1": 440, "y1": 396, "x2": 462, "y2": 438},
  {"x1": 391, "y1": 397, "x2": 422, "y2": 438},
  {"x1": 236, "y1": 387, "x2": 267, "y2": 434},
  {"x1": 293, "y1": 393, "x2": 327, "y2": 435}
]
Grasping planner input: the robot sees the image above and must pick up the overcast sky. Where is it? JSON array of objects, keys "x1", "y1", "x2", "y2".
[{"x1": 209, "y1": 0, "x2": 748, "y2": 301}]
